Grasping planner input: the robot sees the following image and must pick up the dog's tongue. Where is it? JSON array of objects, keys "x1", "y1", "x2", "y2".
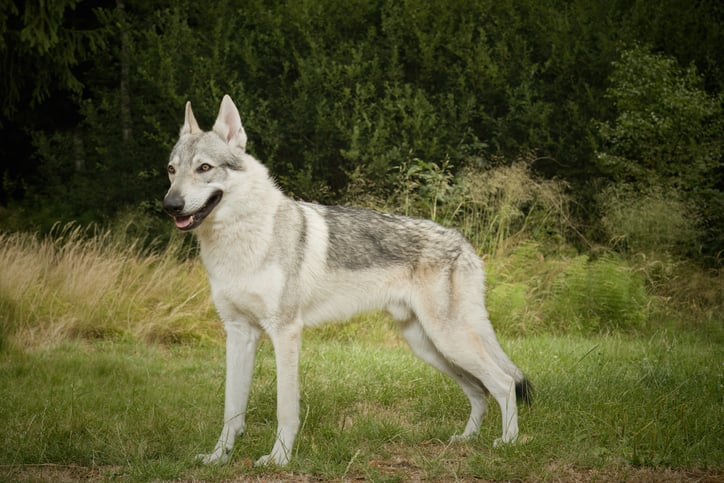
[{"x1": 175, "y1": 215, "x2": 193, "y2": 229}]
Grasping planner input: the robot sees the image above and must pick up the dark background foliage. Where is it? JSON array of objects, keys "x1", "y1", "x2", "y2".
[{"x1": 0, "y1": 0, "x2": 721, "y2": 261}]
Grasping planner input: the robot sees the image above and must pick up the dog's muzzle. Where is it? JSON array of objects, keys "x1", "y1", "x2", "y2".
[{"x1": 163, "y1": 190, "x2": 223, "y2": 231}]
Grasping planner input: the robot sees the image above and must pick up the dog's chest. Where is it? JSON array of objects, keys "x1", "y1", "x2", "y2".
[
  {"x1": 198, "y1": 232, "x2": 285, "y2": 322},
  {"x1": 205, "y1": 259, "x2": 287, "y2": 324}
]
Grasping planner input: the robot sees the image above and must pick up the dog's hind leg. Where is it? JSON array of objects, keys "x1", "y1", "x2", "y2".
[
  {"x1": 398, "y1": 318, "x2": 489, "y2": 441},
  {"x1": 412, "y1": 307, "x2": 520, "y2": 446},
  {"x1": 199, "y1": 320, "x2": 261, "y2": 464}
]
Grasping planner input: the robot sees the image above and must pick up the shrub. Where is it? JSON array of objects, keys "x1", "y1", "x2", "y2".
[
  {"x1": 598, "y1": 184, "x2": 702, "y2": 257},
  {"x1": 595, "y1": 45, "x2": 723, "y2": 258},
  {"x1": 546, "y1": 254, "x2": 649, "y2": 332},
  {"x1": 379, "y1": 156, "x2": 573, "y2": 255},
  {"x1": 486, "y1": 243, "x2": 651, "y2": 335}
]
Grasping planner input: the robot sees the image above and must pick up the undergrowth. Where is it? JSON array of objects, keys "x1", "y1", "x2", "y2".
[
  {"x1": 0, "y1": 224, "x2": 720, "y2": 351},
  {"x1": 486, "y1": 244, "x2": 651, "y2": 335},
  {"x1": 1, "y1": 160, "x2": 721, "y2": 349}
]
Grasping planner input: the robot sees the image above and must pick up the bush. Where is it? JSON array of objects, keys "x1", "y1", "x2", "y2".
[
  {"x1": 486, "y1": 244, "x2": 650, "y2": 335},
  {"x1": 546, "y1": 255, "x2": 649, "y2": 332},
  {"x1": 376, "y1": 156, "x2": 573, "y2": 255},
  {"x1": 598, "y1": 184, "x2": 702, "y2": 257}
]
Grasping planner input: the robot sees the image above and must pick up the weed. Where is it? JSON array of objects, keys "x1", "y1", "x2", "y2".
[{"x1": 383, "y1": 156, "x2": 573, "y2": 255}]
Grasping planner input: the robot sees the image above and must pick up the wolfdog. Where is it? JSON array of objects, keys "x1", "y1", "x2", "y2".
[{"x1": 163, "y1": 95, "x2": 531, "y2": 466}]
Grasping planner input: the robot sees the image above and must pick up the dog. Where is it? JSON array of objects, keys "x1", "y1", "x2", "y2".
[{"x1": 163, "y1": 95, "x2": 531, "y2": 466}]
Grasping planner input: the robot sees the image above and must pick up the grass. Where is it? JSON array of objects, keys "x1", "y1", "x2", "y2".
[
  {"x1": 0, "y1": 323, "x2": 721, "y2": 481},
  {"x1": 0, "y1": 225, "x2": 220, "y2": 348},
  {"x1": 0, "y1": 224, "x2": 722, "y2": 480}
]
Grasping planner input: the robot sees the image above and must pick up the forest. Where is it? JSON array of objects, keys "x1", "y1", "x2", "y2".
[{"x1": 0, "y1": 0, "x2": 721, "y2": 264}]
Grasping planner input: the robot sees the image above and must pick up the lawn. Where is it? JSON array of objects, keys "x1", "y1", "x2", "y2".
[{"x1": 1, "y1": 318, "x2": 721, "y2": 481}]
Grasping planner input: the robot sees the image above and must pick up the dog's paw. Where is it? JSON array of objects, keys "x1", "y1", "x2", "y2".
[
  {"x1": 196, "y1": 449, "x2": 230, "y2": 465},
  {"x1": 450, "y1": 433, "x2": 472, "y2": 443},
  {"x1": 254, "y1": 454, "x2": 274, "y2": 467},
  {"x1": 493, "y1": 436, "x2": 517, "y2": 448}
]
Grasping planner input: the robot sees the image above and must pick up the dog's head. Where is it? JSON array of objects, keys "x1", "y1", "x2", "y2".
[{"x1": 163, "y1": 95, "x2": 248, "y2": 231}]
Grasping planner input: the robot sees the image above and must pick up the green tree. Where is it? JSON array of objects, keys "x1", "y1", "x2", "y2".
[
  {"x1": 595, "y1": 46, "x2": 723, "y2": 259},
  {"x1": 0, "y1": 0, "x2": 107, "y2": 118},
  {"x1": 596, "y1": 46, "x2": 722, "y2": 190}
]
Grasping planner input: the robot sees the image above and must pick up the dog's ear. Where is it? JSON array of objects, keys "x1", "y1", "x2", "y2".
[
  {"x1": 213, "y1": 95, "x2": 247, "y2": 151},
  {"x1": 180, "y1": 101, "x2": 201, "y2": 136}
]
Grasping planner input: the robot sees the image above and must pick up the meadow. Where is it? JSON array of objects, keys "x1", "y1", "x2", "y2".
[{"x1": 0, "y1": 215, "x2": 721, "y2": 481}]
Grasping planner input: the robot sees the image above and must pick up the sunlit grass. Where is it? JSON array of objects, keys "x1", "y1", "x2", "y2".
[{"x1": 0, "y1": 225, "x2": 219, "y2": 349}]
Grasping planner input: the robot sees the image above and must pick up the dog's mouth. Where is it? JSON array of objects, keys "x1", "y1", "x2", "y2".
[{"x1": 172, "y1": 191, "x2": 223, "y2": 231}]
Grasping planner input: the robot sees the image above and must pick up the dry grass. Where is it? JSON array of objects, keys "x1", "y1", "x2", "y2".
[
  {"x1": 0, "y1": 224, "x2": 219, "y2": 349},
  {"x1": 375, "y1": 156, "x2": 573, "y2": 256},
  {"x1": 454, "y1": 160, "x2": 572, "y2": 255}
]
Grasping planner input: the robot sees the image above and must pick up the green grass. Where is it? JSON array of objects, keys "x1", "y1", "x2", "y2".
[
  {"x1": 1, "y1": 225, "x2": 722, "y2": 480},
  {"x1": 1, "y1": 320, "x2": 722, "y2": 481}
]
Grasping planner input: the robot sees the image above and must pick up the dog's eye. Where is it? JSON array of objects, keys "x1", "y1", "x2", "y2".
[
  {"x1": 198, "y1": 163, "x2": 213, "y2": 173},
  {"x1": 167, "y1": 165, "x2": 176, "y2": 175}
]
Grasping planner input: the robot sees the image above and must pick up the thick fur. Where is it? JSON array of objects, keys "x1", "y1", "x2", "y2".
[{"x1": 163, "y1": 95, "x2": 530, "y2": 466}]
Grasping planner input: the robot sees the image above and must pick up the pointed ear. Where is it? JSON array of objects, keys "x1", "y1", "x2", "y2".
[
  {"x1": 180, "y1": 101, "x2": 201, "y2": 136},
  {"x1": 213, "y1": 95, "x2": 247, "y2": 151}
]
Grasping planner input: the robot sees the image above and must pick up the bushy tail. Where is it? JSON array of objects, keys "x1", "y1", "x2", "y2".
[
  {"x1": 515, "y1": 377, "x2": 534, "y2": 406},
  {"x1": 478, "y1": 319, "x2": 533, "y2": 406}
]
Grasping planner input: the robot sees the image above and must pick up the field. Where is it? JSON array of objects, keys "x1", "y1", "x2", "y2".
[{"x1": 0, "y1": 227, "x2": 722, "y2": 481}]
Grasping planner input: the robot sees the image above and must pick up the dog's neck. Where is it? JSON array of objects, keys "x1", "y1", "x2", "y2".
[{"x1": 195, "y1": 166, "x2": 285, "y2": 274}]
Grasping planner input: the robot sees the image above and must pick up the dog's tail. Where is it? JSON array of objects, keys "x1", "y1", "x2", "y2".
[
  {"x1": 478, "y1": 319, "x2": 533, "y2": 406},
  {"x1": 515, "y1": 377, "x2": 534, "y2": 406}
]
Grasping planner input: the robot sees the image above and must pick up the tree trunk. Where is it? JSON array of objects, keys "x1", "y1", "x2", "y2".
[{"x1": 117, "y1": 0, "x2": 132, "y2": 146}]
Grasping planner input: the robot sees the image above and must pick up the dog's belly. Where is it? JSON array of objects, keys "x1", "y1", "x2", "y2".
[
  {"x1": 299, "y1": 270, "x2": 412, "y2": 326},
  {"x1": 207, "y1": 259, "x2": 413, "y2": 328}
]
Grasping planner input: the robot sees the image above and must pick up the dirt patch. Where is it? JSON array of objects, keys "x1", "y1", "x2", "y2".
[
  {"x1": 0, "y1": 464, "x2": 124, "y2": 482},
  {"x1": 2, "y1": 462, "x2": 721, "y2": 482},
  {"x1": 542, "y1": 464, "x2": 723, "y2": 483}
]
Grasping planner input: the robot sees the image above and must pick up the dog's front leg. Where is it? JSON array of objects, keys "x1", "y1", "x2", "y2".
[
  {"x1": 198, "y1": 320, "x2": 261, "y2": 464},
  {"x1": 255, "y1": 319, "x2": 302, "y2": 467}
]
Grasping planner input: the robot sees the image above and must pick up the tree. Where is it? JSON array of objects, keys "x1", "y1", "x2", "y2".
[
  {"x1": 0, "y1": 1, "x2": 110, "y2": 214},
  {"x1": 596, "y1": 46, "x2": 722, "y2": 190},
  {"x1": 0, "y1": 0, "x2": 108, "y2": 119},
  {"x1": 595, "y1": 46, "x2": 723, "y2": 259}
]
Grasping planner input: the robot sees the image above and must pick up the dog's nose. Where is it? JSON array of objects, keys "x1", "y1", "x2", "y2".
[{"x1": 163, "y1": 193, "x2": 185, "y2": 216}]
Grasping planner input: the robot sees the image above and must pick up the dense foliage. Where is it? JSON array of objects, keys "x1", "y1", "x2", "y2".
[{"x1": 0, "y1": 0, "x2": 721, "y2": 261}]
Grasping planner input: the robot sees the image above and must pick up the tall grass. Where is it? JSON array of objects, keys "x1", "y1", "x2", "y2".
[
  {"x1": 0, "y1": 224, "x2": 218, "y2": 349},
  {"x1": 0, "y1": 223, "x2": 654, "y2": 348},
  {"x1": 381, "y1": 156, "x2": 573, "y2": 255},
  {"x1": 2, "y1": 160, "x2": 722, "y2": 348}
]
